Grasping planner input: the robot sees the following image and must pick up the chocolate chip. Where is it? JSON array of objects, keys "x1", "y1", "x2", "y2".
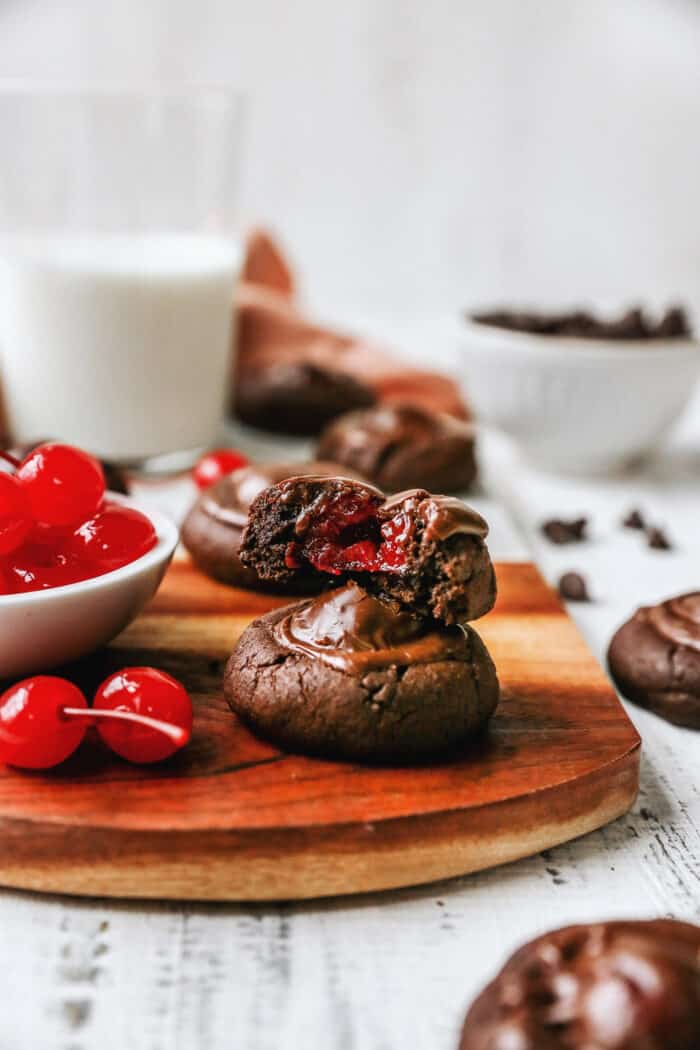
[
  {"x1": 647, "y1": 527, "x2": 672, "y2": 551},
  {"x1": 558, "y1": 572, "x2": 591, "y2": 602},
  {"x1": 622, "y1": 508, "x2": 646, "y2": 530},
  {"x1": 541, "y1": 517, "x2": 588, "y2": 545}
]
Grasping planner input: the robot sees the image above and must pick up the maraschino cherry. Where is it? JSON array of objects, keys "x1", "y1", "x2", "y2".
[
  {"x1": 193, "y1": 448, "x2": 249, "y2": 490},
  {"x1": 0, "y1": 442, "x2": 157, "y2": 594},
  {"x1": 69, "y1": 502, "x2": 157, "y2": 574},
  {"x1": 0, "y1": 677, "x2": 88, "y2": 769},
  {"x1": 0, "y1": 472, "x2": 33, "y2": 555},
  {"x1": 16, "y1": 443, "x2": 106, "y2": 527},
  {"x1": 0, "y1": 669, "x2": 192, "y2": 769},
  {"x1": 7, "y1": 541, "x2": 91, "y2": 593},
  {"x1": 93, "y1": 667, "x2": 193, "y2": 763}
]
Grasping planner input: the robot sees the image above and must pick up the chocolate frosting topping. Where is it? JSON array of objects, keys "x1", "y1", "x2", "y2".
[
  {"x1": 383, "y1": 490, "x2": 489, "y2": 542},
  {"x1": 461, "y1": 919, "x2": 700, "y2": 1050},
  {"x1": 272, "y1": 583, "x2": 470, "y2": 672},
  {"x1": 644, "y1": 593, "x2": 700, "y2": 654}
]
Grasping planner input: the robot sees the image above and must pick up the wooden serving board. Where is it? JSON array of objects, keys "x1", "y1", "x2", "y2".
[{"x1": 0, "y1": 558, "x2": 640, "y2": 901}]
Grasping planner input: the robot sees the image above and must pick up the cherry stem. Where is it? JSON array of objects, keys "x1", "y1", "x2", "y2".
[
  {"x1": 61, "y1": 707, "x2": 189, "y2": 747},
  {"x1": 0, "y1": 450, "x2": 20, "y2": 470}
]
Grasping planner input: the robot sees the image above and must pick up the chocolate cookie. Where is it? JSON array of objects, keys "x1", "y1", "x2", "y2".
[
  {"x1": 608, "y1": 593, "x2": 700, "y2": 729},
  {"x1": 181, "y1": 460, "x2": 365, "y2": 590},
  {"x1": 233, "y1": 360, "x2": 376, "y2": 436},
  {"x1": 460, "y1": 919, "x2": 700, "y2": 1049},
  {"x1": 239, "y1": 475, "x2": 496, "y2": 624},
  {"x1": 224, "y1": 583, "x2": 499, "y2": 761},
  {"x1": 317, "y1": 403, "x2": 477, "y2": 493}
]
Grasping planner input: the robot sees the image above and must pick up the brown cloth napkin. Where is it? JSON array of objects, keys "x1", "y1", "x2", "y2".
[{"x1": 234, "y1": 230, "x2": 468, "y2": 420}]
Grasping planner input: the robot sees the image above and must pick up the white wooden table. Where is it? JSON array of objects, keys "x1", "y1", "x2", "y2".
[{"x1": 2, "y1": 392, "x2": 699, "y2": 1050}]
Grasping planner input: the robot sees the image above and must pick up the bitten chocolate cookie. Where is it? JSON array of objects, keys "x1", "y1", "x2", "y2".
[
  {"x1": 239, "y1": 475, "x2": 496, "y2": 624},
  {"x1": 224, "y1": 583, "x2": 499, "y2": 761},
  {"x1": 608, "y1": 593, "x2": 700, "y2": 729},
  {"x1": 233, "y1": 360, "x2": 376, "y2": 436},
  {"x1": 181, "y1": 461, "x2": 364, "y2": 590},
  {"x1": 317, "y1": 403, "x2": 477, "y2": 493},
  {"x1": 460, "y1": 919, "x2": 700, "y2": 1050}
]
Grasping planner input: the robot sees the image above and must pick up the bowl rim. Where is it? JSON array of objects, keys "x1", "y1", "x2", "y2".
[
  {"x1": 458, "y1": 313, "x2": 700, "y2": 362},
  {"x1": 0, "y1": 491, "x2": 179, "y2": 607}
]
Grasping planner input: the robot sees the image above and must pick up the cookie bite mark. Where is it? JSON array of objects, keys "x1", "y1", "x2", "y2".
[
  {"x1": 224, "y1": 585, "x2": 499, "y2": 762},
  {"x1": 240, "y1": 476, "x2": 496, "y2": 624},
  {"x1": 181, "y1": 460, "x2": 367, "y2": 591}
]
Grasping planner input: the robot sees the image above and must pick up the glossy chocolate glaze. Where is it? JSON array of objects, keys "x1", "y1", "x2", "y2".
[
  {"x1": 383, "y1": 490, "x2": 489, "y2": 542},
  {"x1": 645, "y1": 593, "x2": 700, "y2": 654},
  {"x1": 461, "y1": 919, "x2": 700, "y2": 1050},
  {"x1": 272, "y1": 583, "x2": 470, "y2": 672}
]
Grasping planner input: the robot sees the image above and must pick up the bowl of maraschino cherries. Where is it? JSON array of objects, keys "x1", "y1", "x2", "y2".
[{"x1": 0, "y1": 441, "x2": 178, "y2": 678}]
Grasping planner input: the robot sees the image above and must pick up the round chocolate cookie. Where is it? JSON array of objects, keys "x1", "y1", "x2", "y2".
[
  {"x1": 608, "y1": 593, "x2": 700, "y2": 729},
  {"x1": 233, "y1": 360, "x2": 376, "y2": 436},
  {"x1": 460, "y1": 919, "x2": 700, "y2": 1049},
  {"x1": 317, "y1": 403, "x2": 477, "y2": 492},
  {"x1": 181, "y1": 460, "x2": 365, "y2": 590},
  {"x1": 224, "y1": 582, "x2": 499, "y2": 762}
]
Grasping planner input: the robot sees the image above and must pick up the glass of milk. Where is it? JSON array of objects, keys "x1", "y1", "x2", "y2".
[{"x1": 0, "y1": 84, "x2": 245, "y2": 470}]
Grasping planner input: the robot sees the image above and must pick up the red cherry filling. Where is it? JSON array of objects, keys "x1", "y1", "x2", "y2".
[
  {"x1": 69, "y1": 502, "x2": 157, "y2": 574},
  {"x1": 285, "y1": 492, "x2": 411, "y2": 575}
]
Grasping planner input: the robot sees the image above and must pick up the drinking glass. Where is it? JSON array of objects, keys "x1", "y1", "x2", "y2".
[{"x1": 0, "y1": 82, "x2": 245, "y2": 471}]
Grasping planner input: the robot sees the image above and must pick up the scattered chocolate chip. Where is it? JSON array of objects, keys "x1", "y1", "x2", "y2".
[
  {"x1": 558, "y1": 571, "x2": 591, "y2": 602},
  {"x1": 541, "y1": 517, "x2": 588, "y2": 545},
  {"x1": 647, "y1": 527, "x2": 672, "y2": 551},
  {"x1": 622, "y1": 508, "x2": 646, "y2": 530}
]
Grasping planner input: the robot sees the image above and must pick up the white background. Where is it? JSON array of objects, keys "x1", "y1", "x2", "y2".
[{"x1": 1, "y1": 0, "x2": 699, "y2": 319}]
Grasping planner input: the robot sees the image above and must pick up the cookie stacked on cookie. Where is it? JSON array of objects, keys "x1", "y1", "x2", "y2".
[{"x1": 224, "y1": 476, "x2": 500, "y2": 762}]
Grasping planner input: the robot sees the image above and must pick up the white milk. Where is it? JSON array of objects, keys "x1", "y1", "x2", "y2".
[{"x1": 0, "y1": 234, "x2": 241, "y2": 462}]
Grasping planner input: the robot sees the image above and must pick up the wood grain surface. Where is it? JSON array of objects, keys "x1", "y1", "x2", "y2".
[{"x1": 0, "y1": 559, "x2": 640, "y2": 901}]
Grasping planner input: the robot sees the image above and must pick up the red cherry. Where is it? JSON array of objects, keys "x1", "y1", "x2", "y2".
[
  {"x1": 193, "y1": 449, "x2": 249, "y2": 490},
  {"x1": 93, "y1": 667, "x2": 192, "y2": 763},
  {"x1": 7, "y1": 541, "x2": 92, "y2": 592},
  {"x1": 17, "y1": 443, "x2": 105, "y2": 527},
  {"x1": 69, "y1": 502, "x2": 157, "y2": 574},
  {"x1": 0, "y1": 472, "x2": 33, "y2": 555},
  {"x1": 0, "y1": 677, "x2": 88, "y2": 769}
]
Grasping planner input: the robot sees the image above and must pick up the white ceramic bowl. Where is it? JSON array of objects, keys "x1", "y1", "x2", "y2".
[
  {"x1": 0, "y1": 495, "x2": 178, "y2": 679},
  {"x1": 452, "y1": 317, "x2": 700, "y2": 474}
]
